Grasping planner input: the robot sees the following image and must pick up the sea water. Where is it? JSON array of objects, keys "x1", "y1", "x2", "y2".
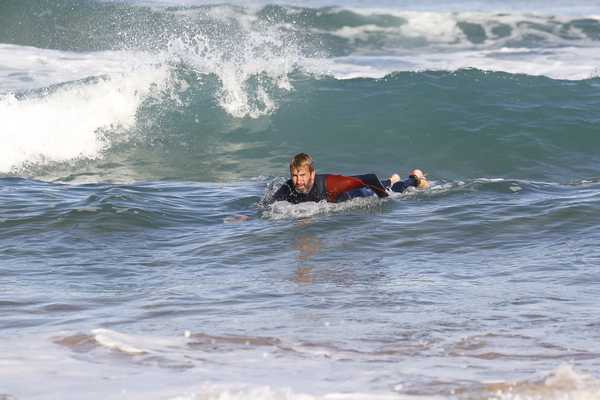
[{"x1": 1, "y1": 0, "x2": 600, "y2": 399}]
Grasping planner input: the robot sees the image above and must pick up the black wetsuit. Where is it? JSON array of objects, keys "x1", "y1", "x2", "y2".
[
  {"x1": 382, "y1": 176, "x2": 420, "y2": 193},
  {"x1": 271, "y1": 174, "x2": 353, "y2": 204},
  {"x1": 270, "y1": 174, "x2": 419, "y2": 204}
]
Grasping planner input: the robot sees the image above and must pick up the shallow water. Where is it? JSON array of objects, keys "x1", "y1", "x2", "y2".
[{"x1": 2, "y1": 177, "x2": 600, "y2": 399}]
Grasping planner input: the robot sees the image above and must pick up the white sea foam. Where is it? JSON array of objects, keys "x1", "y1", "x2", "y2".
[
  {"x1": 0, "y1": 44, "x2": 157, "y2": 93},
  {"x1": 394, "y1": 11, "x2": 466, "y2": 44},
  {"x1": 167, "y1": 385, "x2": 433, "y2": 400},
  {"x1": 91, "y1": 328, "x2": 186, "y2": 355},
  {"x1": 341, "y1": 9, "x2": 600, "y2": 41},
  {"x1": 487, "y1": 365, "x2": 600, "y2": 400},
  {"x1": 335, "y1": 2, "x2": 599, "y2": 17},
  {"x1": 167, "y1": 22, "x2": 301, "y2": 119},
  {"x1": 138, "y1": 1, "x2": 599, "y2": 17},
  {"x1": 92, "y1": 328, "x2": 148, "y2": 354},
  {"x1": 264, "y1": 196, "x2": 383, "y2": 220},
  {"x1": 329, "y1": 17, "x2": 464, "y2": 48},
  {"x1": 310, "y1": 10, "x2": 600, "y2": 81},
  {"x1": 0, "y1": 62, "x2": 169, "y2": 173},
  {"x1": 315, "y1": 44, "x2": 600, "y2": 81}
]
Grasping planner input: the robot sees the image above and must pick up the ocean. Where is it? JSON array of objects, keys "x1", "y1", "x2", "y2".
[{"x1": 1, "y1": 0, "x2": 600, "y2": 399}]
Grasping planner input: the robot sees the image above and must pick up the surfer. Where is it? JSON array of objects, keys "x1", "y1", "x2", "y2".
[{"x1": 270, "y1": 153, "x2": 429, "y2": 204}]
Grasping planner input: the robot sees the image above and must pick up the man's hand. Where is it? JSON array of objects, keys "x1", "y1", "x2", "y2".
[
  {"x1": 388, "y1": 173, "x2": 401, "y2": 184},
  {"x1": 409, "y1": 169, "x2": 430, "y2": 189}
]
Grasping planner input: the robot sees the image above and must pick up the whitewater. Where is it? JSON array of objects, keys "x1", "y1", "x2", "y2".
[{"x1": 1, "y1": 0, "x2": 600, "y2": 399}]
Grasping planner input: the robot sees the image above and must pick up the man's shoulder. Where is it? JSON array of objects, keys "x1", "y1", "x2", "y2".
[
  {"x1": 278, "y1": 179, "x2": 294, "y2": 192},
  {"x1": 271, "y1": 179, "x2": 294, "y2": 202}
]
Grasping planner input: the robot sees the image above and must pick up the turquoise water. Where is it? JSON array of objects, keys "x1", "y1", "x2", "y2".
[{"x1": 1, "y1": 1, "x2": 600, "y2": 399}]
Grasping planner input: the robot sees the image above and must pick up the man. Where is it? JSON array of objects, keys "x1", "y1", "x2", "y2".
[{"x1": 270, "y1": 153, "x2": 429, "y2": 204}]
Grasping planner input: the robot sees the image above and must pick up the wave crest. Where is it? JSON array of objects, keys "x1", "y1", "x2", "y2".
[
  {"x1": 165, "y1": 21, "x2": 302, "y2": 119},
  {"x1": 0, "y1": 65, "x2": 170, "y2": 174}
]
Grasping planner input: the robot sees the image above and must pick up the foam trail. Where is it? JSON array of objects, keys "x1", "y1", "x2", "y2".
[
  {"x1": 0, "y1": 65, "x2": 169, "y2": 173},
  {"x1": 263, "y1": 196, "x2": 383, "y2": 220}
]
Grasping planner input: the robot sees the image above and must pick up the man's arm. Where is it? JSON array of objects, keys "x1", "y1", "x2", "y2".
[
  {"x1": 385, "y1": 169, "x2": 430, "y2": 193},
  {"x1": 389, "y1": 176, "x2": 419, "y2": 193}
]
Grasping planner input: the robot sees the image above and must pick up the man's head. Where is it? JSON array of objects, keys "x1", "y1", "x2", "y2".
[{"x1": 289, "y1": 153, "x2": 316, "y2": 193}]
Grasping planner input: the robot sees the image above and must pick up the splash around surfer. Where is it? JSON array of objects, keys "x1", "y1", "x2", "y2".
[{"x1": 269, "y1": 153, "x2": 429, "y2": 204}]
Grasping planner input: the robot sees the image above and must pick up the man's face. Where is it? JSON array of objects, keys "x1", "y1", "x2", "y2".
[{"x1": 291, "y1": 165, "x2": 315, "y2": 193}]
